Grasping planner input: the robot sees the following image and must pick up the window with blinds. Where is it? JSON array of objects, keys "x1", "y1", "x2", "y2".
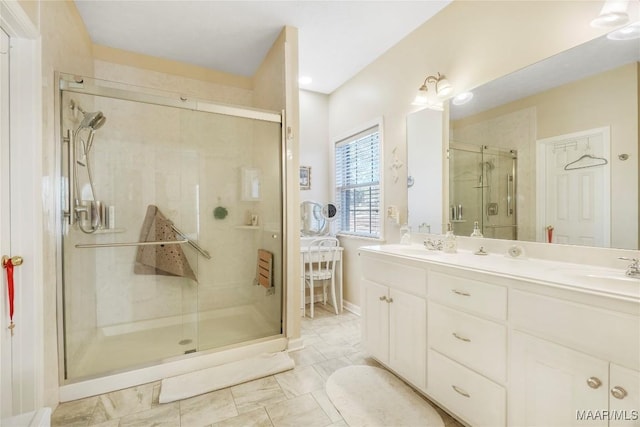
[{"x1": 335, "y1": 126, "x2": 381, "y2": 238}]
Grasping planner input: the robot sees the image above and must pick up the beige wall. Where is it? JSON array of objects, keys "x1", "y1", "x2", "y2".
[
  {"x1": 38, "y1": 0, "x2": 95, "y2": 408},
  {"x1": 329, "y1": 0, "x2": 614, "y2": 308},
  {"x1": 452, "y1": 64, "x2": 639, "y2": 249},
  {"x1": 300, "y1": 90, "x2": 331, "y2": 205}
]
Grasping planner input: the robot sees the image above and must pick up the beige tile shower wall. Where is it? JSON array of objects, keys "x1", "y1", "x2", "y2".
[{"x1": 452, "y1": 108, "x2": 537, "y2": 241}]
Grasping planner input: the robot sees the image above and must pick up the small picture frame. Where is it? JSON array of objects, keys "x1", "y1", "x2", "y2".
[{"x1": 299, "y1": 166, "x2": 311, "y2": 190}]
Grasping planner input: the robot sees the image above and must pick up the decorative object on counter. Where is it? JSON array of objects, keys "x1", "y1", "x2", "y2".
[
  {"x1": 299, "y1": 166, "x2": 311, "y2": 190},
  {"x1": 546, "y1": 225, "x2": 554, "y2": 243},
  {"x1": 214, "y1": 206, "x2": 228, "y2": 220},
  {"x1": 443, "y1": 223, "x2": 457, "y2": 253},
  {"x1": 424, "y1": 238, "x2": 443, "y2": 251},
  {"x1": 470, "y1": 221, "x2": 483, "y2": 237},
  {"x1": 400, "y1": 223, "x2": 411, "y2": 245}
]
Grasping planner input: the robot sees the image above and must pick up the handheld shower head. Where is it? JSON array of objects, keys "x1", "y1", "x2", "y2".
[{"x1": 80, "y1": 111, "x2": 106, "y2": 131}]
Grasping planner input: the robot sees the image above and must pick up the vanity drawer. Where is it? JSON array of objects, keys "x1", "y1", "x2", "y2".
[
  {"x1": 428, "y1": 349, "x2": 506, "y2": 427},
  {"x1": 361, "y1": 256, "x2": 427, "y2": 297},
  {"x1": 510, "y1": 290, "x2": 640, "y2": 370},
  {"x1": 428, "y1": 302, "x2": 506, "y2": 383},
  {"x1": 429, "y1": 271, "x2": 507, "y2": 320}
]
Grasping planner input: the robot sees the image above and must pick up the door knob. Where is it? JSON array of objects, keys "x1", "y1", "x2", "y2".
[
  {"x1": 611, "y1": 386, "x2": 628, "y2": 399},
  {"x1": 1, "y1": 256, "x2": 23, "y2": 267},
  {"x1": 586, "y1": 377, "x2": 602, "y2": 389}
]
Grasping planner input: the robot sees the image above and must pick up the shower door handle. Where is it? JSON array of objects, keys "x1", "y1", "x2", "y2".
[
  {"x1": 506, "y1": 174, "x2": 513, "y2": 216},
  {"x1": 64, "y1": 129, "x2": 75, "y2": 225}
]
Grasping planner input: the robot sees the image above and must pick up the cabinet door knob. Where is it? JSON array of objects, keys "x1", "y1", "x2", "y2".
[
  {"x1": 387, "y1": 297, "x2": 393, "y2": 303},
  {"x1": 379, "y1": 296, "x2": 387, "y2": 302},
  {"x1": 586, "y1": 377, "x2": 602, "y2": 389},
  {"x1": 452, "y1": 332, "x2": 471, "y2": 342},
  {"x1": 611, "y1": 386, "x2": 628, "y2": 399}
]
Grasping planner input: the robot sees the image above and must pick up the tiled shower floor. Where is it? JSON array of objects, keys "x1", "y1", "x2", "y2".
[{"x1": 52, "y1": 305, "x2": 464, "y2": 427}]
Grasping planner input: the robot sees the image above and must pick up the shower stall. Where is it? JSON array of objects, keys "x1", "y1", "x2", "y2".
[
  {"x1": 449, "y1": 143, "x2": 518, "y2": 239},
  {"x1": 56, "y1": 73, "x2": 286, "y2": 385}
]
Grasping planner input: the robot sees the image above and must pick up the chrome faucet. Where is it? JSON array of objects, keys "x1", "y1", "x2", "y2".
[
  {"x1": 424, "y1": 238, "x2": 443, "y2": 251},
  {"x1": 619, "y1": 257, "x2": 640, "y2": 278}
]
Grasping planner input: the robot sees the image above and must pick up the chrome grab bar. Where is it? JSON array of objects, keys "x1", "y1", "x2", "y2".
[
  {"x1": 169, "y1": 224, "x2": 212, "y2": 259},
  {"x1": 75, "y1": 239, "x2": 188, "y2": 249}
]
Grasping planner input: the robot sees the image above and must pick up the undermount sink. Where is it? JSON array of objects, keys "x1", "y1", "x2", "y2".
[{"x1": 550, "y1": 267, "x2": 640, "y2": 294}]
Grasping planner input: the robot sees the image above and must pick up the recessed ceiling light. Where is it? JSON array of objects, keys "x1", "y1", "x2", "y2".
[
  {"x1": 452, "y1": 92, "x2": 474, "y2": 105},
  {"x1": 299, "y1": 76, "x2": 313, "y2": 85}
]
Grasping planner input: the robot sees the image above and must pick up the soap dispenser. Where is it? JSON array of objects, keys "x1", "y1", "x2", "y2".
[
  {"x1": 400, "y1": 223, "x2": 411, "y2": 245},
  {"x1": 470, "y1": 221, "x2": 483, "y2": 237},
  {"x1": 443, "y1": 223, "x2": 457, "y2": 253}
]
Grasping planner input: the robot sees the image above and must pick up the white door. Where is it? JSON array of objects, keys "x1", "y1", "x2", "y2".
[
  {"x1": 537, "y1": 128, "x2": 610, "y2": 246},
  {"x1": 510, "y1": 331, "x2": 609, "y2": 427},
  {"x1": 0, "y1": 27, "x2": 12, "y2": 418},
  {"x1": 388, "y1": 288, "x2": 426, "y2": 390},
  {"x1": 361, "y1": 279, "x2": 389, "y2": 364}
]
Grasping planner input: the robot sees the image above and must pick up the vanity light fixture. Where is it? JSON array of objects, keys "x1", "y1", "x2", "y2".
[
  {"x1": 412, "y1": 72, "x2": 453, "y2": 106},
  {"x1": 590, "y1": 0, "x2": 629, "y2": 28},
  {"x1": 607, "y1": 21, "x2": 640, "y2": 39},
  {"x1": 452, "y1": 91, "x2": 474, "y2": 106}
]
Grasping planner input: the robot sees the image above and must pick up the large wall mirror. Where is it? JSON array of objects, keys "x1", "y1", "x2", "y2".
[{"x1": 408, "y1": 32, "x2": 639, "y2": 250}]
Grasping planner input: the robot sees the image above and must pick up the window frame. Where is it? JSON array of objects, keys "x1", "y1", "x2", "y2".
[{"x1": 332, "y1": 120, "x2": 384, "y2": 240}]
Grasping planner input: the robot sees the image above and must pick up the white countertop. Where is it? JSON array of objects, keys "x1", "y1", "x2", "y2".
[{"x1": 360, "y1": 244, "x2": 640, "y2": 302}]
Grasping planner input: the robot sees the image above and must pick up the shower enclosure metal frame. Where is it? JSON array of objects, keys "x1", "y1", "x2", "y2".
[
  {"x1": 448, "y1": 142, "x2": 518, "y2": 239},
  {"x1": 54, "y1": 72, "x2": 289, "y2": 386}
]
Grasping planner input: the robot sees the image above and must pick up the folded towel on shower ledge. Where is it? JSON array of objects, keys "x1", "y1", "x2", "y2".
[{"x1": 134, "y1": 205, "x2": 197, "y2": 282}]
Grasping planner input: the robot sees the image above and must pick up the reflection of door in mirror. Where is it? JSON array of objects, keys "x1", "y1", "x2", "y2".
[
  {"x1": 449, "y1": 143, "x2": 517, "y2": 239},
  {"x1": 537, "y1": 127, "x2": 610, "y2": 247},
  {"x1": 406, "y1": 108, "x2": 444, "y2": 234}
]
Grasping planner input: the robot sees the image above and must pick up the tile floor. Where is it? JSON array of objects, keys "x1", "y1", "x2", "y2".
[{"x1": 52, "y1": 305, "x2": 464, "y2": 427}]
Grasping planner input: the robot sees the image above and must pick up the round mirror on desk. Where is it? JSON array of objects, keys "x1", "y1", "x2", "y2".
[{"x1": 301, "y1": 201, "x2": 339, "y2": 236}]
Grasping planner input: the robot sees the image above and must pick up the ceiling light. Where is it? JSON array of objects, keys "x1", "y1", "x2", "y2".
[
  {"x1": 452, "y1": 92, "x2": 474, "y2": 105},
  {"x1": 412, "y1": 72, "x2": 453, "y2": 105},
  {"x1": 590, "y1": 0, "x2": 629, "y2": 28},
  {"x1": 607, "y1": 21, "x2": 640, "y2": 40},
  {"x1": 299, "y1": 76, "x2": 313, "y2": 85}
]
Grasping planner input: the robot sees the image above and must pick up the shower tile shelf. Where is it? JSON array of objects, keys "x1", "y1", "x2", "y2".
[{"x1": 235, "y1": 225, "x2": 261, "y2": 230}]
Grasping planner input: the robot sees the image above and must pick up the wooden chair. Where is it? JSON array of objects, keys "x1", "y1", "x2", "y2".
[{"x1": 302, "y1": 237, "x2": 340, "y2": 318}]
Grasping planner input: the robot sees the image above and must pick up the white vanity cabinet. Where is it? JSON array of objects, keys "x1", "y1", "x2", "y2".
[
  {"x1": 359, "y1": 246, "x2": 640, "y2": 427},
  {"x1": 360, "y1": 255, "x2": 428, "y2": 390},
  {"x1": 509, "y1": 289, "x2": 640, "y2": 427}
]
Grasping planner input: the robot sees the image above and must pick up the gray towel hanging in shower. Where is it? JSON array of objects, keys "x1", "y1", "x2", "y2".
[{"x1": 134, "y1": 205, "x2": 197, "y2": 282}]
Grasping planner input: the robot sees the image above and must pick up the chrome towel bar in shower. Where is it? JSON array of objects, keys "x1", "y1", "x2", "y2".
[{"x1": 75, "y1": 239, "x2": 188, "y2": 249}]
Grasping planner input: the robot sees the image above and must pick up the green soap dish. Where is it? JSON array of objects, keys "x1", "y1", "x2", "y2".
[{"x1": 213, "y1": 206, "x2": 228, "y2": 219}]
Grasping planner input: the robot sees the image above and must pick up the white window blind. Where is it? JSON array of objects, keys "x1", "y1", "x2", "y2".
[{"x1": 335, "y1": 126, "x2": 380, "y2": 237}]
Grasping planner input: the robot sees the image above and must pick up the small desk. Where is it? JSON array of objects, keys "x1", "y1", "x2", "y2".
[{"x1": 300, "y1": 237, "x2": 343, "y2": 317}]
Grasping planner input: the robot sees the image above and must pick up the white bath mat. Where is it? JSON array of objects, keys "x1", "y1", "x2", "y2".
[
  {"x1": 326, "y1": 366, "x2": 444, "y2": 427},
  {"x1": 159, "y1": 352, "x2": 294, "y2": 403}
]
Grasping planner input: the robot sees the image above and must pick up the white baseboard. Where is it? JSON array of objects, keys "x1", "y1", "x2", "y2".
[
  {"x1": 287, "y1": 337, "x2": 305, "y2": 352},
  {"x1": 343, "y1": 300, "x2": 360, "y2": 316}
]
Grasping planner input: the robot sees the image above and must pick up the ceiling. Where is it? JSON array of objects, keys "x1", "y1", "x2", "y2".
[
  {"x1": 450, "y1": 32, "x2": 640, "y2": 120},
  {"x1": 74, "y1": 0, "x2": 451, "y2": 94}
]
